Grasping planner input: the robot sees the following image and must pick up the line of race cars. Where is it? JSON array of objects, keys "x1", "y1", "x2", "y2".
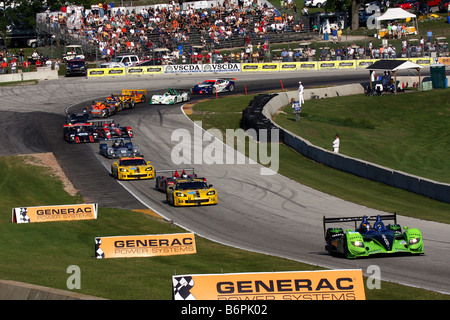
[
  {"x1": 148, "y1": 78, "x2": 236, "y2": 105},
  {"x1": 63, "y1": 86, "x2": 219, "y2": 207},
  {"x1": 62, "y1": 80, "x2": 424, "y2": 258},
  {"x1": 85, "y1": 89, "x2": 147, "y2": 118}
]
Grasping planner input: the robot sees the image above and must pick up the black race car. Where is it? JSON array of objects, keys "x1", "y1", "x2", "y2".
[{"x1": 63, "y1": 123, "x2": 98, "y2": 143}]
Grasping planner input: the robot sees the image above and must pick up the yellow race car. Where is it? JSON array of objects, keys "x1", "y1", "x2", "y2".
[
  {"x1": 111, "y1": 156, "x2": 154, "y2": 180},
  {"x1": 166, "y1": 178, "x2": 218, "y2": 206}
]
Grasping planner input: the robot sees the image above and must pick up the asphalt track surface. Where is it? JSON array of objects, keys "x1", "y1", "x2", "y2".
[{"x1": 1, "y1": 69, "x2": 449, "y2": 296}]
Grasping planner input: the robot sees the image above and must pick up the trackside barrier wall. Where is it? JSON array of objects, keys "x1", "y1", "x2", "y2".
[
  {"x1": 256, "y1": 82, "x2": 450, "y2": 204},
  {"x1": 0, "y1": 68, "x2": 58, "y2": 83},
  {"x1": 86, "y1": 58, "x2": 434, "y2": 78},
  {"x1": 0, "y1": 279, "x2": 105, "y2": 300}
]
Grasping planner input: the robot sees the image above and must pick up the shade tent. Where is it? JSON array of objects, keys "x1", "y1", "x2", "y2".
[
  {"x1": 366, "y1": 60, "x2": 424, "y2": 93},
  {"x1": 376, "y1": 8, "x2": 416, "y2": 21},
  {"x1": 375, "y1": 8, "x2": 418, "y2": 38}
]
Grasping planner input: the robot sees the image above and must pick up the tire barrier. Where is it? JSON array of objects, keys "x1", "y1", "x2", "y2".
[
  {"x1": 241, "y1": 94, "x2": 284, "y2": 143},
  {"x1": 249, "y1": 90, "x2": 450, "y2": 204}
]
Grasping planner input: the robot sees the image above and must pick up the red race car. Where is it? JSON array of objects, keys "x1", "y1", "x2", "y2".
[{"x1": 96, "y1": 121, "x2": 133, "y2": 139}]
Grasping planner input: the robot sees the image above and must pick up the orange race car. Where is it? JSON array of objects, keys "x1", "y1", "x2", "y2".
[
  {"x1": 85, "y1": 100, "x2": 119, "y2": 118},
  {"x1": 106, "y1": 89, "x2": 147, "y2": 110}
]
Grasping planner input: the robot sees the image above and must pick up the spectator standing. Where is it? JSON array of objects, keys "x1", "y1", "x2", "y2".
[
  {"x1": 288, "y1": 48, "x2": 293, "y2": 62},
  {"x1": 427, "y1": 29, "x2": 432, "y2": 43},
  {"x1": 298, "y1": 81, "x2": 304, "y2": 107},
  {"x1": 333, "y1": 134, "x2": 340, "y2": 153},
  {"x1": 11, "y1": 58, "x2": 17, "y2": 73},
  {"x1": 1, "y1": 59, "x2": 7, "y2": 73},
  {"x1": 23, "y1": 60, "x2": 30, "y2": 72},
  {"x1": 291, "y1": 98, "x2": 301, "y2": 122},
  {"x1": 332, "y1": 28, "x2": 338, "y2": 43},
  {"x1": 281, "y1": 48, "x2": 288, "y2": 62},
  {"x1": 19, "y1": 49, "x2": 25, "y2": 63}
]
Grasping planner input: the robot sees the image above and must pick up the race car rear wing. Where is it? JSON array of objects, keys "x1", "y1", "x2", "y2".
[
  {"x1": 63, "y1": 122, "x2": 95, "y2": 127},
  {"x1": 121, "y1": 89, "x2": 147, "y2": 95},
  {"x1": 90, "y1": 119, "x2": 114, "y2": 126},
  {"x1": 323, "y1": 214, "x2": 397, "y2": 236},
  {"x1": 155, "y1": 168, "x2": 195, "y2": 174}
]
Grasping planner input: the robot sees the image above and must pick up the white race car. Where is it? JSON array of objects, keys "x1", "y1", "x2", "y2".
[
  {"x1": 191, "y1": 78, "x2": 236, "y2": 94},
  {"x1": 150, "y1": 88, "x2": 191, "y2": 105}
]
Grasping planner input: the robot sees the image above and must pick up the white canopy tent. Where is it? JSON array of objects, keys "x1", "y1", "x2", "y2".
[
  {"x1": 375, "y1": 8, "x2": 419, "y2": 39},
  {"x1": 366, "y1": 59, "x2": 424, "y2": 94}
]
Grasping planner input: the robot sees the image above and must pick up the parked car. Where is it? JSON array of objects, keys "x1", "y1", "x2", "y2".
[
  {"x1": 7, "y1": 25, "x2": 37, "y2": 47},
  {"x1": 394, "y1": 0, "x2": 417, "y2": 10},
  {"x1": 65, "y1": 59, "x2": 87, "y2": 76},
  {"x1": 438, "y1": 0, "x2": 449, "y2": 11},
  {"x1": 304, "y1": 0, "x2": 327, "y2": 7},
  {"x1": 99, "y1": 55, "x2": 140, "y2": 68}
]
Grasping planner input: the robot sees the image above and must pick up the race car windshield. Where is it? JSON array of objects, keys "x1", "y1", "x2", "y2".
[
  {"x1": 176, "y1": 181, "x2": 208, "y2": 190},
  {"x1": 200, "y1": 80, "x2": 215, "y2": 85},
  {"x1": 68, "y1": 61, "x2": 85, "y2": 67},
  {"x1": 119, "y1": 159, "x2": 146, "y2": 166}
]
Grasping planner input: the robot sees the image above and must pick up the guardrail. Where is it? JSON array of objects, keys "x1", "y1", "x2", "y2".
[{"x1": 243, "y1": 83, "x2": 450, "y2": 204}]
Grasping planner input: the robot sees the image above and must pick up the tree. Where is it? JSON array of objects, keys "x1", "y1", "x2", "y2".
[{"x1": 325, "y1": 0, "x2": 367, "y2": 31}]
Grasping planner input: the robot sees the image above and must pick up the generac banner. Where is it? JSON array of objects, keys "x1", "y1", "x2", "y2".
[
  {"x1": 95, "y1": 233, "x2": 196, "y2": 259},
  {"x1": 12, "y1": 203, "x2": 98, "y2": 223},
  {"x1": 172, "y1": 269, "x2": 366, "y2": 300}
]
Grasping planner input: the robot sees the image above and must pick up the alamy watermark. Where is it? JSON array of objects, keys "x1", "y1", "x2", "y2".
[
  {"x1": 170, "y1": 121, "x2": 279, "y2": 175},
  {"x1": 366, "y1": 265, "x2": 381, "y2": 290},
  {"x1": 66, "y1": 265, "x2": 81, "y2": 290}
]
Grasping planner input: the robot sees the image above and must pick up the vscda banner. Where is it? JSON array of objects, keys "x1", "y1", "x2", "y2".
[
  {"x1": 12, "y1": 203, "x2": 98, "y2": 223},
  {"x1": 95, "y1": 233, "x2": 197, "y2": 259},
  {"x1": 173, "y1": 269, "x2": 366, "y2": 300}
]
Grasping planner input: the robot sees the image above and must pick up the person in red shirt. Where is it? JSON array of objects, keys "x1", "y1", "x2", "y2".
[
  {"x1": 2, "y1": 60, "x2": 8, "y2": 73},
  {"x1": 197, "y1": 52, "x2": 203, "y2": 64},
  {"x1": 23, "y1": 60, "x2": 30, "y2": 72}
]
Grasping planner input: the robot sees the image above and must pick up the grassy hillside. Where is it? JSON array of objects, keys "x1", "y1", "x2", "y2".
[{"x1": 0, "y1": 153, "x2": 447, "y2": 300}]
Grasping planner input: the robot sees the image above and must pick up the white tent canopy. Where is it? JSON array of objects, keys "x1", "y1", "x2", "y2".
[
  {"x1": 375, "y1": 8, "x2": 418, "y2": 38},
  {"x1": 376, "y1": 8, "x2": 416, "y2": 21},
  {"x1": 366, "y1": 60, "x2": 424, "y2": 93}
]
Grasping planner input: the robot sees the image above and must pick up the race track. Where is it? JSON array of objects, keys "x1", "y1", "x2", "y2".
[{"x1": 1, "y1": 69, "x2": 449, "y2": 295}]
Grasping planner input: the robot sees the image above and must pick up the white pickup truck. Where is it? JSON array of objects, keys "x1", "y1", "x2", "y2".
[
  {"x1": 99, "y1": 55, "x2": 140, "y2": 68},
  {"x1": 304, "y1": 0, "x2": 327, "y2": 7}
]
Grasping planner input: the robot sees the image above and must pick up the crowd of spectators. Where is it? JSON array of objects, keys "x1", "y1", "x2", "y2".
[
  {"x1": 0, "y1": 48, "x2": 61, "y2": 74},
  {"x1": 10, "y1": 0, "x2": 446, "y2": 69},
  {"x1": 37, "y1": 0, "x2": 307, "y2": 63}
]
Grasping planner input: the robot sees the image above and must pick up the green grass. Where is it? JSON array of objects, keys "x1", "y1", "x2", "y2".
[
  {"x1": 274, "y1": 89, "x2": 450, "y2": 184},
  {"x1": 189, "y1": 92, "x2": 450, "y2": 225},
  {"x1": 0, "y1": 155, "x2": 323, "y2": 299},
  {"x1": 0, "y1": 149, "x2": 448, "y2": 299}
]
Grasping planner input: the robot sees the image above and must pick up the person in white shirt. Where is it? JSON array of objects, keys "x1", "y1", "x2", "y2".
[
  {"x1": 333, "y1": 134, "x2": 340, "y2": 153},
  {"x1": 298, "y1": 81, "x2": 304, "y2": 106}
]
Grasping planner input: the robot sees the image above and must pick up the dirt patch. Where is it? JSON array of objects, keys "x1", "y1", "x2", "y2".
[{"x1": 18, "y1": 152, "x2": 78, "y2": 196}]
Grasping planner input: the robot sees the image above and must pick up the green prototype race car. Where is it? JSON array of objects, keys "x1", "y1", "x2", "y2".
[{"x1": 323, "y1": 214, "x2": 424, "y2": 259}]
